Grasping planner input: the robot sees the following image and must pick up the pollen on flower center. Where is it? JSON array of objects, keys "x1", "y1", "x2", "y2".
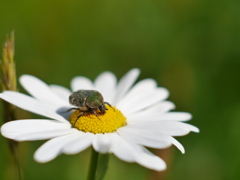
[{"x1": 69, "y1": 105, "x2": 127, "y2": 134}]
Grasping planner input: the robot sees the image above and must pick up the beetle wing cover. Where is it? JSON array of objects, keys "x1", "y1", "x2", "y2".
[{"x1": 86, "y1": 91, "x2": 104, "y2": 108}]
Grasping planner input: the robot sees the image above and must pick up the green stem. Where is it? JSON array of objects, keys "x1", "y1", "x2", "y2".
[
  {"x1": 96, "y1": 154, "x2": 109, "y2": 180},
  {"x1": 87, "y1": 148, "x2": 99, "y2": 180}
]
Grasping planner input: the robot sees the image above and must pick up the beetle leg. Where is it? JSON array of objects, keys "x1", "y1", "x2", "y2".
[
  {"x1": 92, "y1": 109, "x2": 101, "y2": 120},
  {"x1": 73, "y1": 111, "x2": 85, "y2": 127},
  {"x1": 66, "y1": 107, "x2": 79, "y2": 112},
  {"x1": 104, "y1": 102, "x2": 115, "y2": 111}
]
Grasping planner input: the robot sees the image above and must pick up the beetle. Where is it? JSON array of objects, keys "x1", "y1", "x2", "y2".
[{"x1": 68, "y1": 90, "x2": 112, "y2": 125}]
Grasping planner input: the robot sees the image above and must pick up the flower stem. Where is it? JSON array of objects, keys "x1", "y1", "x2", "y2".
[
  {"x1": 96, "y1": 154, "x2": 109, "y2": 180},
  {"x1": 87, "y1": 148, "x2": 99, "y2": 180}
]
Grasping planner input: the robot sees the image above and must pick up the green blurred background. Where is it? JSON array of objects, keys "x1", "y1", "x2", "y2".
[{"x1": 0, "y1": 0, "x2": 240, "y2": 179}]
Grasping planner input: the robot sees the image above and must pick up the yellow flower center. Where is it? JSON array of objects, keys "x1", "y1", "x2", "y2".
[{"x1": 69, "y1": 105, "x2": 127, "y2": 134}]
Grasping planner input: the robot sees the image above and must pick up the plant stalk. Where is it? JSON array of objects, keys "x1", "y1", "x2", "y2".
[
  {"x1": 1, "y1": 31, "x2": 23, "y2": 180},
  {"x1": 87, "y1": 148, "x2": 99, "y2": 180}
]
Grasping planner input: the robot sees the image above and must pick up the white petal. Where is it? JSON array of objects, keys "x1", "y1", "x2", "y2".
[
  {"x1": 92, "y1": 134, "x2": 111, "y2": 153},
  {"x1": 109, "y1": 133, "x2": 166, "y2": 171},
  {"x1": 1, "y1": 119, "x2": 71, "y2": 140},
  {"x1": 131, "y1": 101, "x2": 175, "y2": 114},
  {"x1": 118, "y1": 88, "x2": 169, "y2": 115},
  {"x1": 15, "y1": 129, "x2": 76, "y2": 141},
  {"x1": 112, "y1": 68, "x2": 140, "y2": 105},
  {"x1": 34, "y1": 132, "x2": 78, "y2": 163},
  {"x1": 117, "y1": 126, "x2": 172, "y2": 149},
  {"x1": 116, "y1": 78, "x2": 157, "y2": 107},
  {"x1": 170, "y1": 137, "x2": 185, "y2": 154},
  {"x1": 109, "y1": 133, "x2": 135, "y2": 162},
  {"x1": 71, "y1": 76, "x2": 94, "y2": 91},
  {"x1": 94, "y1": 72, "x2": 117, "y2": 103},
  {"x1": 0, "y1": 91, "x2": 67, "y2": 122},
  {"x1": 124, "y1": 121, "x2": 197, "y2": 136},
  {"x1": 137, "y1": 147, "x2": 166, "y2": 171},
  {"x1": 49, "y1": 85, "x2": 71, "y2": 101},
  {"x1": 184, "y1": 123, "x2": 200, "y2": 133},
  {"x1": 62, "y1": 132, "x2": 93, "y2": 154},
  {"x1": 20, "y1": 75, "x2": 67, "y2": 106},
  {"x1": 128, "y1": 112, "x2": 192, "y2": 123}
]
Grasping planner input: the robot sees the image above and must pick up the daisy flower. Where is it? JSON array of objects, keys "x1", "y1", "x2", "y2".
[{"x1": 0, "y1": 68, "x2": 199, "y2": 171}]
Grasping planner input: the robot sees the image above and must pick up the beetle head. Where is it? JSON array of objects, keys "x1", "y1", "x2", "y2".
[{"x1": 99, "y1": 104, "x2": 107, "y2": 114}]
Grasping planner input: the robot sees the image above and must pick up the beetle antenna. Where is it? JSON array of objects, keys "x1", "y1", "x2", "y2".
[{"x1": 104, "y1": 102, "x2": 115, "y2": 111}]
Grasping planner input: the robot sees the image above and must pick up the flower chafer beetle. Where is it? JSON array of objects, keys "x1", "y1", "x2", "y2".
[{"x1": 68, "y1": 90, "x2": 112, "y2": 125}]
